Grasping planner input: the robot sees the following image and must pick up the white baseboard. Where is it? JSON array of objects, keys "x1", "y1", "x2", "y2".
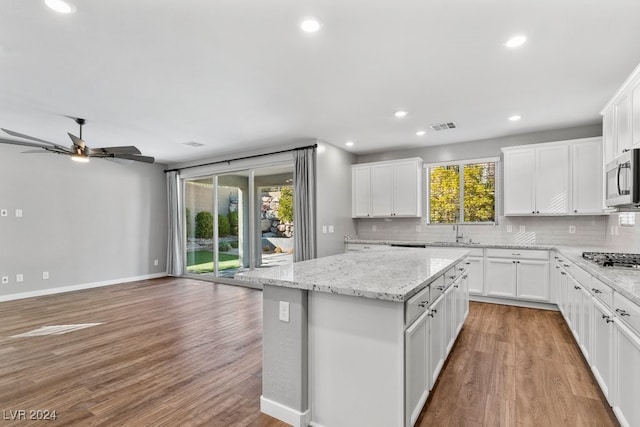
[
  {"x1": 470, "y1": 294, "x2": 559, "y2": 311},
  {"x1": 0, "y1": 272, "x2": 168, "y2": 302},
  {"x1": 260, "y1": 396, "x2": 311, "y2": 427}
]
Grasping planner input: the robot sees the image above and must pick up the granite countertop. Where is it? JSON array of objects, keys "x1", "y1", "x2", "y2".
[
  {"x1": 345, "y1": 238, "x2": 640, "y2": 307},
  {"x1": 235, "y1": 246, "x2": 469, "y2": 302}
]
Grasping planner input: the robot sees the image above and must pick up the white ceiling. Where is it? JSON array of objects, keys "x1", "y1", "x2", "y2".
[{"x1": 2, "y1": 0, "x2": 640, "y2": 164}]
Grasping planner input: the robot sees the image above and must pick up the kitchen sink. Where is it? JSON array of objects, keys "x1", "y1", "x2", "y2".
[{"x1": 432, "y1": 241, "x2": 481, "y2": 246}]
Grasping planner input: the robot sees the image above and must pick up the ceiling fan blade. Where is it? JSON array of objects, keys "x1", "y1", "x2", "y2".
[
  {"x1": 111, "y1": 153, "x2": 155, "y2": 164},
  {"x1": 91, "y1": 145, "x2": 141, "y2": 155},
  {"x1": 67, "y1": 132, "x2": 85, "y2": 148},
  {"x1": 21, "y1": 149, "x2": 52, "y2": 154},
  {"x1": 2, "y1": 129, "x2": 69, "y2": 151},
  {"x1": 0, "y1": 137, "x2": 71, "y2": 152},
  {"x1": 105, "y1": 157, "x2": 135, "y2": 165}
]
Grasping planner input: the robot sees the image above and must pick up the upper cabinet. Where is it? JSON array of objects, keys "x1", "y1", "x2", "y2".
[
  {"x1": 602, "y1": 61, "x2": 640, "y2": 164},
  {"x1": 503, "y1": 137, "x2": 604, "y2": 216},
  {"x1": 352, "y1": 157, "x2": 423, "y2": 218}
]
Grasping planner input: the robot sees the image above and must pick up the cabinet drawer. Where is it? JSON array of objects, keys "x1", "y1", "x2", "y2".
[
  {"x1": 406, "y1": 285, "x2": 430, "y2": 326},
  {"x1": 444, "y1": 267, "x2": 457, "y2": 285},
  {"x1": 590, "y1": 278, "x2": 614, "y2": 308},
  {"x1": 565, "y1": 263, "x2": 590, "y2": 287},
  {"x1": 429, "y1": 275, "x2": 446, "y2": 301},
  {"x1": 486, "y1": 248, "x2": 549, "y2": 260},
  {"x1": 613, "y1": 292, "x2": 640, "y2": 335}
]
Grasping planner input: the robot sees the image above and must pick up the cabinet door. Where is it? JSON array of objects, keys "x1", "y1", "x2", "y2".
[
  {"x1": 613, "y1": 319, "x2": 640, "y2": 427},
  {"x1": 352, "y1": 166, "x2": 371, "y2": 217},
  {"x1": 617, "y1": 93, "x2": 633, "y2": 155},
  {"x1": 503, "y1": 148, "x2": 536, "y2": 215},
  {"x1": 633, "y1": 83, "x2": 640, "y2": 148},
  {"x1": 558, "y1": 270, "x2": 569, "y2": 321},
  {"x1": 579, "y1": 286, "x2": 593, "y2": 363},
  {"x1": 592, "y1": 298, "x2": 613, "y2": 403},
  {"x1": 370, "y1": 164, "x2": 394, "y2": 217},
  {"x1": 405, "y1": 311, "x2": 429, "y2": 427},
  {"x1": 535, "y1": 144, "x2": 569, "y2": 214},
  {"x1": 516, "y1": 260, "x2": 550, "y2": 301},
  {"x1": 454, "y1": 277, "x2": 465, "y2": 334},
  {"x1": 569, "y1": 277, "x2": 582, "y2": 342},
  {"x1": 466, "y1": 256, "x2": 484, "y2": 295},
  {"x1": 444, "y1": 285, "x2": 456, "y2": 354},
  {"x1": 485, "y1": 258, "x2": 517, "y2": 298},
  {"x1": 603, "y1": 106, "x2": 617, "y2": 164},
  {"x1": 571, "y1": 139, "x2": 604, "y2": 214},
  {"x1": 393, "y1": 160, "x2": 422, "y2": 217},
  {"x1": 428, "y1": 295, "x2": 445, "y2": 389}
]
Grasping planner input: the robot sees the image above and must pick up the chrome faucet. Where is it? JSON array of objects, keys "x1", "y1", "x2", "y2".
[{"x1": 454, "y1": 223, "x2": 463, "y2": 243}]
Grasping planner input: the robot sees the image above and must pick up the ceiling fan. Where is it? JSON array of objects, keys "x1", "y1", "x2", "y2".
[{"x1": 0, "y1": 117, "x2": 154, "y2": 164}]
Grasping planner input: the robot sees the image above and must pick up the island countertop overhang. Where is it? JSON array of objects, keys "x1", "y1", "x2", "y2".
[{"x1": 235, "y1": 246, "x2": 470, "y2": 302}]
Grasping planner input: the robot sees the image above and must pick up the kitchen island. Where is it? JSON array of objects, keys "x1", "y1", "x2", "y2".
[{"x1": 236, "y1": 246, "x2": 470, "y2": 427}]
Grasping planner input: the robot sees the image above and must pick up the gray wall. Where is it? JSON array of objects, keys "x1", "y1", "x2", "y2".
[
  {"x1": 0, "y1": 144, "x2": 168, "y2": 298},
  {"x1": 316, "y1": 141, "x2": 357, "y2": 258}
]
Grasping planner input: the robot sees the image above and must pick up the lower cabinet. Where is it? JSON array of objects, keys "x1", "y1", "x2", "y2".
[
  {"x1": 485, "y1": 250, "x2": 550, "y2": 301},
  {"x1": 444, "y1": 285, "x2": 456, "y2": 354},
  {"x1": 466, "y1": 256, "x2": 484, "y2": 295},
  {"x1": 405, "y1": 311, "x2": 429, "y2": 427},
  {"x1": 428, "y1": 294, "x2": 445, "y2": 388},
  {"x1": 592, "y1": 298, "x2": 614, "y2": 403},
  {"x1": 613, "y1": 319, "x2": 640, "y2": 427}
]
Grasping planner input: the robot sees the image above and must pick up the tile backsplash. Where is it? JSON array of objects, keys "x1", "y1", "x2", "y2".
[
  {"x1": 355, "y1": 215, "x2": 608, "y2": 247},
  {"x1": 605, "y1": 212, "x2": 640, "y2": 252}
]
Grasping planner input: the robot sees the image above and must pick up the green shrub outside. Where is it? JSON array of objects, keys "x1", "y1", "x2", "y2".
[
  {"x1": 218, "y1": 241, "x2": 232, "y2": 252},
  {"x1": 228, "y1": 211, "x2": 239, "y2": 235},
  {"x1": 218, "y1": 215, "x2": 231, "y2": 236},
  {"x1": 279, "y1": 187, "x2": 294, "y2": 223},
  {"x1": 230, "y1": 240, "x2": 239, "y2": 248},
  {"x1": 195, "y1": 211, "x2": 213, "y2": 238}
]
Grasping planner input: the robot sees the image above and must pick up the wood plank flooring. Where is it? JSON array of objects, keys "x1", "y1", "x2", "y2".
[
  {"x1": 417, "y1": 302, "x2": 620, "y2": 427},
  {"x1": 0, "y1": 279, "x2": 619, "y2": 426}
]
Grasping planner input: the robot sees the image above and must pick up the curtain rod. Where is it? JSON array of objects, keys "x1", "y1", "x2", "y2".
[{"x1": 164, "y1": 143, "x2": 318, "y2": 173}]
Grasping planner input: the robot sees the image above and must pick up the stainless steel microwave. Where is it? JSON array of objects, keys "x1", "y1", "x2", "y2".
[{"x1": 605, "y1": 148, "x2": 640, "y2": 208}]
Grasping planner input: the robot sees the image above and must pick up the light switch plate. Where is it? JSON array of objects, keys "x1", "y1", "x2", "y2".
[
  {"x1": 328, "y1": 225, "x2": 334, "y2": 233},
  {"x1": 279, "y1": 301, "x2": 290, "y2": 322},
  {"x1": 519, "y1": 225, "x2": 526, "y2": 233},
  {"x1": 15, "y1": 209, "x2": 22, "y2": 218},
  {"x1": 43, "y1": 271, "x2": 49, "y2": 280},
  {"x1": 322, "y1": 225, "x2": 327, "y2": 234},
  {"x1": 154, "y1": 259, "x2": 159, "y2": 266},
  {"x1": 0, "y1": 209, "x2": 7, "y2": 217},
  {"x1": 569, "y1": 225, "x2": 576, "y2": 234},
  {"x1": 16, "y1": 274, "x2": 23, "y2": 283}
]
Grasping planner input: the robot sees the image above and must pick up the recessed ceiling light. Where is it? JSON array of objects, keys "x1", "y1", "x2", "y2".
[
  {"x1": 505, "y1": 35, "x2": 527, "y2": 48},
  {"x1": 44, "y1": 0, "x2": 77, "y2": 14},
  {"x1": 394, "y1": 110, "x2": 408, "y2": 118},
  {"x1": 300, "y1": 18, "x2": 321, "y2": 33},
  {"x1": 345, "y1": 141, "x2": 354, "y2": 147},
  {"x1": 416, "y1": 130, "x2": 426, "y2": 136},
  {"x1": 509, "y1": 115, "x2": 522, "y2": 122}
]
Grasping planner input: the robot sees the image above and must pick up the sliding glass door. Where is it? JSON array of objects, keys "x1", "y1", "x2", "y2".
[{"x1": 183, "y1": 163, "x2": 293, "y2": 280}]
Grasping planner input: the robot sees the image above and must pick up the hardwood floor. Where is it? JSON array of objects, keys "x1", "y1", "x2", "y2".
[
  {"x1": 417, "y1": 302, "x2": 620, "y2": 427},
  {"x1": 0, "y1": 277, "x2": 286, "y2": 427},
  {"x1": 0, "y1": 280, "x2": 619, "y2": 427}
]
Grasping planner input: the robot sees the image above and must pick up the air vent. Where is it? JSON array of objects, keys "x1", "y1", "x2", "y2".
[
  {"x1": 430, "y1": 122, "x2": 457, "y2": 131},
  {"x1": 182, "y1": 141, "x2": 205, "y2": 147}
]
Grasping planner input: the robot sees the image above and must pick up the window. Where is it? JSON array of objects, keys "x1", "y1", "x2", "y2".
[{"x1": 427, "y1": 159, "x2": 497, "y2": 223}]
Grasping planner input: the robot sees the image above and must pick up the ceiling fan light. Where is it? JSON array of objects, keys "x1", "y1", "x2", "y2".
[
  {"x1": 44, "y1": 0, "x2": 77, "y2": 14},
  {"x1": 71, "y1": 154, "x2": 89, "y2": 163}
]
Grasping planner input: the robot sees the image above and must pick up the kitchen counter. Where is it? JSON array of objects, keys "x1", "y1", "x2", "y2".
[
  {"x1": 236, "y1": 245, "x2": 469, "y2": 301},
  {"x1": 345, "y1": 238, "x2": 640, "y2": 307}
]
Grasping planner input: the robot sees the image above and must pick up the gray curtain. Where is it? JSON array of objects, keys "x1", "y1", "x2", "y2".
[
  {"x1": 166, "y1": 171, "x2": 184, "y2": 276},
  {"x1": 293, "y1": 147, "x2": 317, "y2": 262}
]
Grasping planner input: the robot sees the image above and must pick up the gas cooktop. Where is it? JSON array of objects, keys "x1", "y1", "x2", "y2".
[{"x1": 582, "y1": 252, "x2": 640, "y2": 268}]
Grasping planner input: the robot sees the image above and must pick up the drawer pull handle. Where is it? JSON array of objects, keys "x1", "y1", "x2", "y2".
[
  {"x1": 418, "y1": 301, "x2": 429, "y2": 308},
  {"x1": 436, "y1": 286, "x2": 445, "y2": 291},
  {"x1": 465, "y1": 262, "x2": 470, "y2": 265},
  {"x1": 454, "y1": 285, "x2": 459, "y2": 288},
  {"x1": 458, "y1": 267, "x2": 465, "y2": 271},
  {"x1": 512, "y1": 253, "x2": 521, "y2": 256},
  {"x1": 563, "y1": 264, "x2": 570, "y2": 267},
  {"x1": 462, "y1": 275, "x2": 468, "y2": 279},
  {"x1": 449, "y1": 275, "x2": 456, "y2": 279},
  {"x1": 561, "y1": 272, "x2": 566, "y2": 275},
  {"x1": 574, "y1": 286, "x2": 581, "y2": 290},
  {"x1": 616, "y1": 309, "x2": 630, "y2": 317},
  {"x1": 604, "y1": 316, "x2": 614, "y2": 324},
  {"x1": 591, "y1": 288, "x2": 602, "y2": 294}
]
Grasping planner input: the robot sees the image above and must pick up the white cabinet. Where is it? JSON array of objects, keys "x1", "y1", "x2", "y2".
[
  {"x1": 466, "y1": 256, "x2": 484, "y2": 295},
  {"x1": 444, "y1": 285, "x2": 456, "y2": 354},
  {"x1": 352, "y1": 158, "x2": 423, "y2": 218},
  {"x1": 485, "y1": 249, "x2": 550, "y2": 301},
  {"x1": 503, "y1": 144, "x2": 569, "y2": 215},
  {"x1": 428, "y1": 294, "x2": 445, "y2": 388},
  {"x1": 613, "y1": 319, "x2": 640, "y2": 427},
  {"x1": 571, "y1": 138, "x2": 605, "y2": 214},
  {"x1": 405, "y1": 311, "x2": 429, "y2": 427},
  {"x1": 633, "y1": 83, "x2": 640, "y2": 148},
  {"x1": 455, "y1": 273, "x2": 469, "y2": 334},
  {"x1": 592, "y1": 297, "x2": 614, "y2": 403},
  {"x1": 603, "y1": 105, "x2": 617, "y2": 164},
  {"x1": 616, "y1": 93, "x2": 633, "y2": 155}
]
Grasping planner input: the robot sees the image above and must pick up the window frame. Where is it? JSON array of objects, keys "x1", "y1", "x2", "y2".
[{"x1": 425, "y1": 156, "x2": 500, "y2": 225}]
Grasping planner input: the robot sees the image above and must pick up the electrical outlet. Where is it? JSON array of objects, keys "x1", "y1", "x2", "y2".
[
  {"x1": 1, "y1": 276, "x2": 8, "y2": 284},
  {"x1": 0, "y1": 209, "x2": 7, "y2": 217},
  {"x1": 569, "y1": 225, "x2": 576, "y2": 234},
  {"x1": 328, "y1": 225, "x2": 334, "y2": 233},
  {"x1": 279, "y1": 301, "x2": 290, "y2": 322},
  {"x1": 154, "y1": 259, "x2": 159, "y2": 266},
  {"x1": 42, "y1": 271, "x2": 49, "y2": 280},
  {"x1": 322, "y1": 225, "x2": 327, "y2": 234},
  {"x1": 506, "y1": 225, "x2": 513, "y2": 233},
  {"x1": 16, "y1": 274, "x2": 23, "y2": 283},
  {"x1": 519, "y1": 225, "x2": 525, "y2": 233},
  {"x1": 15, "y1": 209, "x2": 22, "y2": 218}
]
